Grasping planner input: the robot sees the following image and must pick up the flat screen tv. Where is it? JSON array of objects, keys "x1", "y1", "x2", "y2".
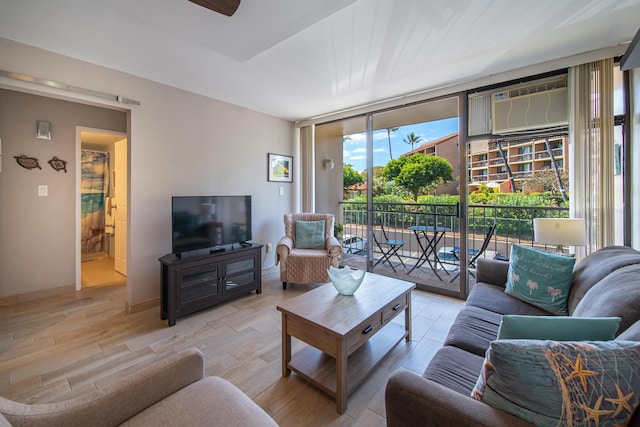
[{"x1": 172, "y1": 195, "x2": 252, "y2": 255}]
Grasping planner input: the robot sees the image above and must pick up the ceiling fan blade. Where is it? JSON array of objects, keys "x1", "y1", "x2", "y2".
[{"x1": 188, "y1": 0, "x2": 240, "y2": 16}]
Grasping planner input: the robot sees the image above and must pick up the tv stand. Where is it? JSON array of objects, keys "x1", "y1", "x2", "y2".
[{"x1": 159, "y1": 243, "x2": 263, "y2": 326}]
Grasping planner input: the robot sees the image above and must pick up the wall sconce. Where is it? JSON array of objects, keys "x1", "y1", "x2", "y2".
[
  {"x1": 533, "y1": 218, "x2": 587, "y2": 253},
  {"x1": 36, "y1": 121, "x2": 51, "y2": 140},
  {"x1": 323, "y1": 159, "x2": 335, "y2": 170}
]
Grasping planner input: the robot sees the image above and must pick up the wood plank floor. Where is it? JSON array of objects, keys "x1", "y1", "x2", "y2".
[{"x1": 0, "y1": 267, "x2": 464, "y2": 426}]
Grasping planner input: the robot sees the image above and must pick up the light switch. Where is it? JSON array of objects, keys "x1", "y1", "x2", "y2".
[
  {"x1": 38, "y1": 185, "x2": 48, "y2": 197},
  {"x1": 279, "y1": 186, "x2": 284, "y2": 196}
]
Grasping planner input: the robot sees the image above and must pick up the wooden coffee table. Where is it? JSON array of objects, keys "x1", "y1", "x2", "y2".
[{"x1": 276, "y1": 273, "x2": 415, "y2": 414}]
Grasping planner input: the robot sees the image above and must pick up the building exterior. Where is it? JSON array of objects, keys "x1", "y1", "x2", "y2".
[
  {"x1": 401, "y1": 131, "x2": 569, "y2": 195},
  {"x1": 469, "y1": 135, "x2": 568, "y2": 193}
]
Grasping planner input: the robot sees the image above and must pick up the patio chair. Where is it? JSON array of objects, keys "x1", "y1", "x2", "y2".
[
  {"x1": 449, "y1": 223, "x2": 497, "y2": 282},
  {"x1": 372, "y1": 223, "x2": 406, "y2": 273}
]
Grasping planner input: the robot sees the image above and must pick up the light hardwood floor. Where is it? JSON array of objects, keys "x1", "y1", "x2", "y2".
[{"x1": 0, "y1": 267, "x2": 464, "y2": 426}]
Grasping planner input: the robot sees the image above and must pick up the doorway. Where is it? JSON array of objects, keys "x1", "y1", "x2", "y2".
[{"x1": 78, "y1": 128, "x2": 128, "y2": 288}]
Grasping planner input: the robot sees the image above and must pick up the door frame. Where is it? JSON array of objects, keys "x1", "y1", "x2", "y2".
[{"x1": 75, "y1": 126, "x2": 128, "y2": 290}]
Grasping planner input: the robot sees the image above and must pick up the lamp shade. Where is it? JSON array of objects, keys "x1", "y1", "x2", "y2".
[{"x1": 533, "y1": 218, "x2": 587, "y2": 246}]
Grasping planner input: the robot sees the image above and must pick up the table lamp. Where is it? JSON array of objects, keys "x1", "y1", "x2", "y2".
[{"x1": 533, "y1": 218, "x2": 587, "y2": 253}]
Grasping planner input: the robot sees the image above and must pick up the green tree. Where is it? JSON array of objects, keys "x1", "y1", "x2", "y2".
[
  {"x1": 382, "y1": 154, "x2": 453, "y2": 201},
  {"x1": 343, "y1": 164, "x2": 364, "y2": 188},
  {"x1": 403, "y1": 132, "x2": 424, "y2": 151},
  {"x1": 523, "y1": 169, "x2": 569, "y2": 196}
]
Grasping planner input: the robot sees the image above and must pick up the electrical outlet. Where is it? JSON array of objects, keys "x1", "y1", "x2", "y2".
[{"x1": 266, "y1": 243, "x2": 273, "y2": 252}]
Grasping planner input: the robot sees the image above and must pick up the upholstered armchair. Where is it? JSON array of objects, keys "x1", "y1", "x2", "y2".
[{"x1": 276, "y1": 213, "x2": 342, "y2": 289}]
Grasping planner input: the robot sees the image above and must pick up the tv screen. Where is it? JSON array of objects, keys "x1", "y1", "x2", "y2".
[{"x1": 172, "y1": 195, "x2": 252, "y2": 254}]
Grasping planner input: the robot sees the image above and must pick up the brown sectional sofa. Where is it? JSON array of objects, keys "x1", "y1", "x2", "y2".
[
  {"x1": 0, "y1": 348, "x2": 277, "y2": 427},
  {"x1": 385, "y1": 245, "x2": 640, "y2": 427}
]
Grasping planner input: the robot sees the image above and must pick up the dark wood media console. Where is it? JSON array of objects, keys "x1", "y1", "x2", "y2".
[{"x1": 159, "y1": 243, "x2": 263, "y2": 326}]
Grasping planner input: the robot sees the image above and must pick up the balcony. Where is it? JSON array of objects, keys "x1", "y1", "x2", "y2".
[
  {"x1": 512, "y1": 171, "x2": 533, "y2": 179},
  {"x1": 471, "y1": 160, "x2": 488, "y2": 168},
  {"x1": 510, "y1": 153, "x2": 533, "y2": 163},
  {"x1": 490, "y1": 173, "x2": 510, "y2": 180},
  {"x1": 535, "y1": 148, "x2": 564, "y2": 160},
  {"x1": 339, "y1": 200, "x2": 569, "y2": 289}
]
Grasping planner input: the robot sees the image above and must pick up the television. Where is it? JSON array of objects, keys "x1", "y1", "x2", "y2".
[{"x1": 171, "y1": 195, "x2": 252, "y2": 255}]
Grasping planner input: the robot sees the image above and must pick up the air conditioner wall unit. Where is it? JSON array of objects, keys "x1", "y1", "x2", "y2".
[{"x1": 491, "y1": 79, "x2": 568, "y2": 134}]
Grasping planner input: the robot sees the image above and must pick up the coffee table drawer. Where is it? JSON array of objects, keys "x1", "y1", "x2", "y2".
[
  {"x1": 346, "y1": 313, "x2": 382, "y2": 355},
  {"x1": 286, "y1": 315, "x2": 338, "y2": 357},
  {"x1": 382, "y1": 294, "x2": 408, "y2": 324}
]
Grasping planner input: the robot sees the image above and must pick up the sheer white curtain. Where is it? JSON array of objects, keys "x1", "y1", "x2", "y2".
[
  {"x1": 299, "y1": 125, "x2": 315, "y2": 212},
  {"x1": 632, "y1": 69, "x2": 640, "y2": 249},
  {"x1": 569, "y1": 58, "x2": 615, "y2": 257}
]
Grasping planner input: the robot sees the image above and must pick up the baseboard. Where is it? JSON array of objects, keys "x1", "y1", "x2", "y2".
[
  {"x1": 126, "y1": 296, "x2": 159, "y2": 314},
  {"x1": 0, "y1": 283, "x2": 76, "y2": 306}
]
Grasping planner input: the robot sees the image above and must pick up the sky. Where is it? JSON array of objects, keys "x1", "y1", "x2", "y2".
[{"x1": 343, "y1": 117, "x2": 459, "y2": 173}]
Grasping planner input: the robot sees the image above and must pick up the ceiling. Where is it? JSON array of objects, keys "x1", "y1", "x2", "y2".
[
  {"x1": 81, "y1": 131, "x2": 126, "y2": 147},
  {"x1": 1, "y1": 0, "x2": 639, "y2": 122}
]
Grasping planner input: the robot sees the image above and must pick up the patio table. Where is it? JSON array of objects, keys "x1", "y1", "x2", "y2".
[{"x1": 407, "y1": 225, "x2": 452, "y2": 280}]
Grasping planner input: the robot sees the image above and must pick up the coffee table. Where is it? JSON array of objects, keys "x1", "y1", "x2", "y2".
[{"x1": 276, "y1": 273, "x2": 415, "y2": 414}]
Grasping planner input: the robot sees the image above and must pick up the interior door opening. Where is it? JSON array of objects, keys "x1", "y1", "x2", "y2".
[{"x1": 79, "y1": 129, "x2": 127, "y2": 288}]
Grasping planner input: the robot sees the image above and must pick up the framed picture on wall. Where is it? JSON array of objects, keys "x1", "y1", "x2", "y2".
[{"x1": 268, "y1": 153, "x2": 293, "y2": 182}]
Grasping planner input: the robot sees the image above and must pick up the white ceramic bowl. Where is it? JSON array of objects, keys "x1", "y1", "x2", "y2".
[{"x1": 327, "y1": 266, "x2": 366, "y2": 295}]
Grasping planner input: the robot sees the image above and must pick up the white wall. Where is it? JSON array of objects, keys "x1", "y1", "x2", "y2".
[
  {"x1": 315, "y1": 123, "x2": 346, "y2": 221},
  {"x1": 0, "y1": 38, "x2": 295, "y2": 305}
]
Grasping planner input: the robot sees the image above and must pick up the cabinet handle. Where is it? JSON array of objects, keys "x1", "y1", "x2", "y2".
[
  {"x1": 362, "y1": 325, "x2": 373, "y2": 334},
  {"x1": 393, "y1": 303, "x2": 401, "y2": 311}
]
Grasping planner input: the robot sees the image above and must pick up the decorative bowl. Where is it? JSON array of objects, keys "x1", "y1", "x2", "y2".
[{"x1": 327, "y1": 266, "x2": 366, "y2": 296}]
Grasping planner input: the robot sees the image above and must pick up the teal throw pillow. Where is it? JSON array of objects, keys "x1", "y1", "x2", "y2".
[
  {"x1": 497, "y1": 315, "x2": 621, "y2": 341},
  {"x1": 471, "y1": 340, "x2": 640, "y2": 427},
  {"x1": 295, "y1": 220, "x2": 325, "y2": 249},
  {"x1": 504, "y1": 244, "x2": 576, "y2": 315}
]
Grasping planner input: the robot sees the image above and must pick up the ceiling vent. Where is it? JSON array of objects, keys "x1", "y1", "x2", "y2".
[{"x1": 491, "y1": 78, "x2": 568, "y2": 134}]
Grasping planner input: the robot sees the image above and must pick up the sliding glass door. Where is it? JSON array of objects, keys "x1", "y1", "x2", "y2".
[{"x1": 316, "y1": 95, "x2": 468, "y2": 298}]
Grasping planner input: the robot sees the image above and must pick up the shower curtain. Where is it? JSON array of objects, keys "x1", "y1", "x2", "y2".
[{"x1": 81, "y1": 150, "x2": 110, "y2": 254}]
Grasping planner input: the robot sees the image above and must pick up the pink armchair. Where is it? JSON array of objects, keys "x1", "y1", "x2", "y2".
[{"x1": 276, "y1": 213, "x2": 342, "y2": 289}]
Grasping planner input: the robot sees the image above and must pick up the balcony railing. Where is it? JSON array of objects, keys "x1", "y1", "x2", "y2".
[
  {"x1": 510, "y1": 153, "x2": 533, "y2": 163},
  {"x1": 471, "y1": 160, "x2": 488, "y2": 168},
  {"x1": 339, "y1": 201, "x2": 569, "y2": 266},
  {"x1": 535, "y1": 148, "x2": 564, "y2": 160}
]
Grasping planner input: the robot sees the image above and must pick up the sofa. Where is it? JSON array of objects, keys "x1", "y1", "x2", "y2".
[
  {"x1": 0, "y1": 348, "x2": 277, "y2": 427},
  {"x1": 385, "y1": 245, "x2": 640, "y2": 427}
]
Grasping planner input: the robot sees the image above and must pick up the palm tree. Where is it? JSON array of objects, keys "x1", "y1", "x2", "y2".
[
  {"x1": 547, "y1": 287, "x2": 563, "y2": 302},
  {"x1": 403, "y1": 132, "x2": 424, "y2": 151},
  {"x1": 386, "y1": 127, "x2": 399, "y2": 160}
]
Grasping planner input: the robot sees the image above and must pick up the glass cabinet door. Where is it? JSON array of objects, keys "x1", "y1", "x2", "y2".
[
  {"x1": 178, "y1": 263, "x2": 219, "y2": 304},
  {"x1": 223, "y1": 257, "x2": 256, "y2": 293}
]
